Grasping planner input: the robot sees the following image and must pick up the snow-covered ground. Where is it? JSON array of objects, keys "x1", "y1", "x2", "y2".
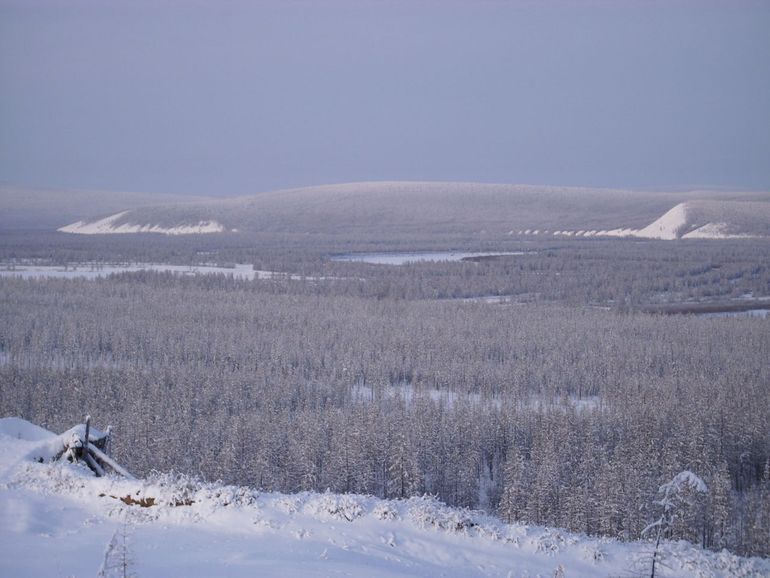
[{"x1": 1, "y1": 418, "x2": 767, "y2": 578}]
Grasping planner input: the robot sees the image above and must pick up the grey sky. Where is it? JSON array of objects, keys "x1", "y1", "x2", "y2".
[{"x1": 1, "y1": 0, "x2": 769, "y2": 196}]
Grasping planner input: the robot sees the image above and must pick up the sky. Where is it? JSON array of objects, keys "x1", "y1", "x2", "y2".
[{"x1": 1, "y1": 0, "x2": 769, "y2": 196}]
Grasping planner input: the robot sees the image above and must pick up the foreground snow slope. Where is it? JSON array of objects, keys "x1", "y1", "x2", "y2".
[{"x1": 1, "y1": 418, "x2": 767, "y2": 578}]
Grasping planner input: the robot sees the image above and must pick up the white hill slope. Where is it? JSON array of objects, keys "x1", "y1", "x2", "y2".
[
  {"x1": 58, "y1": 210, "x2": 228, "y2": 235},
  {"x1": 54, "y1": 182, "x2": 770, "y2": 240},
  {"x1": 1, "y1": 418, "x2": 767, "y2": 578},
  {"x1": 0, "y1": 184, "x2": 206, "y2": 230},
  {"x1": 533, "y1": 201, "x2": 769, "y2": 240}
]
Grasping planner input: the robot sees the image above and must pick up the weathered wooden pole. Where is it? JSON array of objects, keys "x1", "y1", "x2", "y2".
[{"x1": 83, "y1": 415, "x2": 91, "y2": 461}]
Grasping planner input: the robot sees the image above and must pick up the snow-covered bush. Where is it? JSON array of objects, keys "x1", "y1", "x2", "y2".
[
  {"x1": 372, "y1": 501, "x2": 400, "y2": 521},
  {"x1": 307, "y1": 492, "x2": 364, "y2": 522},
  {"x1": 407, "y1": 495, "x2": 479, "y2": 534}
]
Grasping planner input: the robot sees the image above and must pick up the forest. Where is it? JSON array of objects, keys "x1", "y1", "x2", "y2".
[{"x1": 1, "y1": 235, "x2": 769, "y2": 557}]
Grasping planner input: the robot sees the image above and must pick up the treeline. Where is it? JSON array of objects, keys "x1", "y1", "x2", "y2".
[
  {"x1": 313, "y1": 241, "x2": 770, "y2": 306},
  {"x1": 1, "y1": 274, "x2": 769, "y2": 556}
]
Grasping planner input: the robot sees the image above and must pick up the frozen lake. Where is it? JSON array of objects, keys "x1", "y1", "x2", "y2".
[
  {"x1": 330, "y1": 251, "x2": 527, "y2": 265},
  {"x1": 700, "y1": 308, "x2": 770, "y2": 319}
]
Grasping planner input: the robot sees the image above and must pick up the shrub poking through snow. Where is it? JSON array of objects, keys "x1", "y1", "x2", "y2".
[
  {"x1": 97, "y1": 523, "x2": 136, "y2": 578},
  {"x1": 309, "y1": 492, "x2": 364, "y2": 522},
  {"x1": 407, "y1": 495, "x2": 480, "y2": 533},
  {"x1": 643, "y1": 470, "x2": 709, "y2": 578},
  {"x1": 373, "y1": 502, "x2": 400, "y2": 521}
]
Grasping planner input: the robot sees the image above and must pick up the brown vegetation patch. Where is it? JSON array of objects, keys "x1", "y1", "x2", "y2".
[
  {"x1": 120, "y1": 495, "x2": 156, "y2": 507},
  {"x1": 99, "y1": 493, "x2": 195, "y2": 508}
]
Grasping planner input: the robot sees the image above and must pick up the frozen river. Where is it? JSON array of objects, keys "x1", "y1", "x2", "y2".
[
  {"x1": 0, "y1": 263, "x2": 284, "y2": 280},
  {"x1": 330, "y1": 251, "x2": 527, "y2": 265}
]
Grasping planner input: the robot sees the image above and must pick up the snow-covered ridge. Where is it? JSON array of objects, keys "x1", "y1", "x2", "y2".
[
  {"x1": 630, "y1": 202, "x2": 690, "y2": 240},
  {"x1": 52, "y1": 185, "x2": 769, "y2": 240},
  {"x1": 58, "y1": 211, "x2": 227, "y2": 235},
  {"x1": 603, "y1": 203, "x2": 757, "y2": 240},
  {"x1": 516, "y1": 202, "x2": 764, "y2": 240},
  {"x1": 1, "y1": 418, "x2": 768, "y2": 578}
]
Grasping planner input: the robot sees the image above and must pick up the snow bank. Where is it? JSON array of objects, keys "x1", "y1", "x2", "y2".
[{"x1": 0, "y1": 417, "x2": 54, "y2": 442}]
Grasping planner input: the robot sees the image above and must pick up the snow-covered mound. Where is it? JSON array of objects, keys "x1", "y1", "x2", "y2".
[
  {"x1": 59, "y1": 210, "x2": 227, "y2": 235},
  {"x1": 1, "y1": 418, "x2": 767, "y2": 578}
]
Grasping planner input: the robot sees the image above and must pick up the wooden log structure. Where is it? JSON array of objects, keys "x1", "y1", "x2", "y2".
[{"x1": 63, "y1": 416, "x2": 133, "y2": 479}]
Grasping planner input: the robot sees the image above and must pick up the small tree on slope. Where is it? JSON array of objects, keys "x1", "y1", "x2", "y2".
[
  {"x1": 97, "y1": 523, "x2": 136, "y2": 578},
  {"x1": 642, "y1": 470, "x2": 708, "y2": 578}
]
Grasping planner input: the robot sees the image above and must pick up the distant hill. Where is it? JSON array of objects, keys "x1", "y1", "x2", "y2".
[
  {"x1": 36, "y1": 181, "x2": 770, "y2": 240},
  {"x1": 0, "y1": 184, "x2": 209, "y2": 230},
  {"x1": 523, "y1": 200, "x2": 770, "y2": 240}
]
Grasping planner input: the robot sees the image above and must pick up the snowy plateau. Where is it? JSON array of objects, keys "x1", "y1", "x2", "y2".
[{"x1": 0, "y1": 418, "x2": 767, "y2": 578}]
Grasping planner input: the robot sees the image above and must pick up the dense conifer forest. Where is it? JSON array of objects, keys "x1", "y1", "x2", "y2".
[{"x1": 1, "y1": 234, "x2": 768, "y2": 556}]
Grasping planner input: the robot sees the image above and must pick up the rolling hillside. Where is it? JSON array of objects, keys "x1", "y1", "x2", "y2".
[
  {"x1": 54, "y1": 182, "x2": 770, "y2": 241},
  {"x1": 0, "y1": 185, "x2": 209, "y2": 231}
]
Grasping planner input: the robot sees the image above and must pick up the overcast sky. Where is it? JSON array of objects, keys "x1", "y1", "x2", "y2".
[{"x1": 1, "y1": 0, "x2": 769, "y2": 196}]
